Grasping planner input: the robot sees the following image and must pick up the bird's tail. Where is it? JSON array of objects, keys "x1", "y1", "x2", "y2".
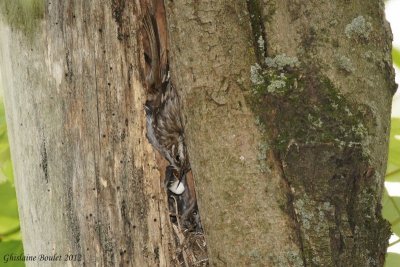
[{"x1": 142, "y1": 10, "x2": 169, "y2": 92}]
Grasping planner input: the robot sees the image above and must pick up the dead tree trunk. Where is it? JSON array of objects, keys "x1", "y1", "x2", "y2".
[
  {"x1": 0, "y1": 0, "x2": 396, "y2": 266},
  {"x1": 0, "y1": 1, "x2": 177, "y2": 266}
]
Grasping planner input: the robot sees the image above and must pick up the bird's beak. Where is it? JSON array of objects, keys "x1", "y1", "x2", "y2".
[{"x1": 179, "y1": 169, "x2": 186, "y2": 183}]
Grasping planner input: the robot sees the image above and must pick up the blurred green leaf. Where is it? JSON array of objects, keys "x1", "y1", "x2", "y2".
[
  {"x1": 0, "y1": 240, "x2": 24, "y2": 267},
  {"x1": 0, "y1": 160, "x2": 13, "y2": 185},
  {"x1": 393, "y1": 219, "x2": 400, "y2": 239},
  {"x1": 0, "y1": 98, "x2": 23, "y2": 264},
  {"x1": 383, "y1": 190, "x2": 400, "y2": 223},
  {"x1": 0, "y1": 226, "x2": 21, "y2": 242},
  {"x1": 382, "y1": 189, "x2": 400, "y2": 239},
  {"x1": 384, "y1": 118, "x2": 400, "y2": 266},
  {"x1": 386, "y1": 118, "x2": 400, "y2": 181},
  {"x1": 0, "y1": 100, "x2": 12, "y2": 185},
  {"x1": 393, "y1": 47, "x2": 400, "y2": 69},
  {"x1": 0, "y1": 216, "x2": 19, "y2": 235},
  {"x1": 386, "y1": 252, "x2": 400, "y2": 267},
  {"x1": 0, "y1": 181, "x2": 18, "y2": 219},
  {"x1": 0, "y1": 180, "x2": 20, "y2": 242},
  {"x1": 387, "y1": 163, "x2": 400, "y2": 178}
]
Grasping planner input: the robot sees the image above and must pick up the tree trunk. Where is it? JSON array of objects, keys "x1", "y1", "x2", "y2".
[
  {"x1": 166, "y1": 0, "x2": 395, "y2": 266},
  {"x1": 0, "y1": 1, "x2": 176, "y2": 266},
  {"x1": 0, "y1": 0, "x2": 396, "y2": 267}
]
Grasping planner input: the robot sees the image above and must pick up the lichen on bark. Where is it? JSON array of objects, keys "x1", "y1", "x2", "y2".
[
  {"x1": 246, "y1": 0, "x2": 394, "y2": 266},
  {"x1": 250, "y1": 62, "x2": 369, "y2": 152}
]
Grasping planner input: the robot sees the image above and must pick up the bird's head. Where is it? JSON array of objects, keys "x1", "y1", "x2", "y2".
[{"x1": 171, "y1": 136, "x2": 190, "y2": 182}]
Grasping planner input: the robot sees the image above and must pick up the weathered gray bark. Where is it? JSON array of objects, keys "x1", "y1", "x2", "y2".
[
  {"x1": 166, "y1": 0, "x2": 395, "y2": 266},
  {"x1": 0, "y1": 1, "x2": 176, "y2": 266},
  {"x1": 0, "y1": 0, "x2": 396, "y2": 266}
]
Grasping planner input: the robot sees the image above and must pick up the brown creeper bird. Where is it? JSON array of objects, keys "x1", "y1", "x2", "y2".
[{"x1": 142, "y1": 12, "x2": 190, "y2": 195}]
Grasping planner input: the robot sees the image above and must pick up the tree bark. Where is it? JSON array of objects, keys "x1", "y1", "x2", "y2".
[
  {"x1": 0, "y1": 1, "x2": 176, "y2": 266},
  {"x1": 166, "y1": 0, "x2": 395, "y2": 266},
  {"x1": 0, "y1": 0, "x2": 396, "y2": 266},
  {"x1": 166, "y1": 1, "x2": 303, "y2": 266}
]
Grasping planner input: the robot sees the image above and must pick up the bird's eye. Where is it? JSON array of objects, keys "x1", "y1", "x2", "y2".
[{"x1": 175, "y1": 155, "x2": 180, "y2": 162}]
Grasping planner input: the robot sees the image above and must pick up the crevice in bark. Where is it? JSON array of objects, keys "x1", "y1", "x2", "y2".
[
  {"x1": 246, "y1": 2, "x2": 308, "y2": 266},
  {"x1": 246, "y1": 0, "x2": 268, "y2": 63},
  {"x1": 40, "y1": 133, "x2": 49, "y2": 184},
  {"x1": 138, "y1": 0, "x2": 209, "y2": 265},
  {"x1": 111, "y1": 0, "x2": 128, "y2": 41}
]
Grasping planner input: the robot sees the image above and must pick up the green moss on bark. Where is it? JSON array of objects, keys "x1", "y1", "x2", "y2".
[
  {"x1": 250, "y1": 59, "x2": 368, "y2": 154},
  {"x1": 248, "y1": 56, "x2": 390, "y2": 266},
  {"x1": 246, "y1": 0, "x2": 392, "y2": 265},
  {"x1": 246, "y1": 0, "x2": 268, "y2": 61},
  {"x1": 0, "y1": 0, "x2": 44, "y2": 36}
]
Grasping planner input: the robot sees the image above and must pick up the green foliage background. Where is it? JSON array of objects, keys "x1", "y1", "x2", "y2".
[
  {"x1": 393, "y1": 47, "x2": 400, "y2": 69},
  {"x1": 0, "y1": 98, "x2": 24, "y2": 267},
  {"x1": 384, "y1": 43, "x2": 400, "y2": 266}
]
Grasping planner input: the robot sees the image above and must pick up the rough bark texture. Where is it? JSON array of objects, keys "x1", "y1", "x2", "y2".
[
  {"x1": 0, "y1": 0, "x2": 395, "y2": 266},
  {"x1": 260, "y1": 1, "x2": 395, "y2": 266},
  {"x1": 0, "y1": 1, "x2": 176, "y2": 266},
  {"x1": 166, "y1": 0, "x2": 395, "y2": 266},
  {"x1": 166, "y1": 1, "x2": 303, "y2": 266}
]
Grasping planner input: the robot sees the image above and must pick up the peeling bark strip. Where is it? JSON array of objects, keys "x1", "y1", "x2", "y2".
[{"x1": 138, "y1": 0, "x2": 209, "y2": 265}]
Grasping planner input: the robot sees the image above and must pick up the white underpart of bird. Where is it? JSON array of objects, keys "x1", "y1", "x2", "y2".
[{"x1": 168, "y1": 179, "x2": 185, "y2": 195}]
